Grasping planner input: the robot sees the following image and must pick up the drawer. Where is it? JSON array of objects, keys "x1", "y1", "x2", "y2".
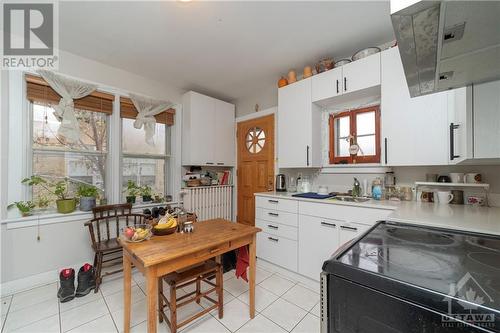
[
  {"x1": 256, "y1": 219, "x2": 298, "y2": 241},
  {"x1": 256, "y1": 231, "x2": 298, "y2": 272},
  {"x1": 338, "y1": 222, "x2": 370, "y2": 246},
  {"x1": 298, "y1": 201, "x2": 392, "y2": 226},
  {"x1": 256, "y1": 208, "x2": 298, "y2": 227},
  {"x1": 255, "y1": 196, "x2": 298, "y2": 213}
]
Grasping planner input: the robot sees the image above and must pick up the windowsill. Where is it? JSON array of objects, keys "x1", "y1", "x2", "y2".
[
  {"x1": 321, "y1": 164, "x2": 392, "y2": 174},
  {"x1": 2, "y1": 201, "x2": 178, "y2": 229}
]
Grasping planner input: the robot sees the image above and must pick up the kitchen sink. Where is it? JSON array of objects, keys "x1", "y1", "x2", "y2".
[{"x1": 329, "y1": 196, "x2": 371, "y2": 203}]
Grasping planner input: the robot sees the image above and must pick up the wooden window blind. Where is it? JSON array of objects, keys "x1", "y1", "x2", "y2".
[
  {"x1": 25, "y1": 74, "x2": 114, "y2": 114},
  {"x1": 120, "y1": 97, "x2": 175, "y2": 126}
]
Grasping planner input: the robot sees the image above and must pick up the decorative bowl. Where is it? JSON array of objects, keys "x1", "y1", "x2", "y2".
[
  {"x1": 352, "y1": 47, "x2": 381, "y2": 61},
  {"x1": 121, "y1": 224, "x2": 152, "y2": 242}
]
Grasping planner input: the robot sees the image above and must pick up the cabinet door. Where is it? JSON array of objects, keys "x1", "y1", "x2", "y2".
[
  {"x1": 256, "y1": 231, "x2": 298, "y2": 271},
  {"x1": 214, "y1": 99, "x2": 235, "y2": 166},
  {"x1": 473, "y1": 80, "x2": 500, "y2": 158},
  {"x1": 278, "y1": 79, "x2": 312, "y2": 168},
  {"x1": 342, "y1": 53, "x2": 380, "y2": 94},
  {"x1": 298, "y1": 215, "x2": 340, "y2": 281},
  {"x1": 381, "y1": 47, "x2": 449, "y2": 166},
  {"x1": 447, "y1": 87, "x2": 470, "y2": 164},
  {"x1": 189, "y1": 92, "x2": 216, "y2": 165},
  {"x1": 338, "y1": 222, "x2": 369, "y2": 247},
  {"x1": 311, "y1": 67, "x2": 343, "y2": 102}
]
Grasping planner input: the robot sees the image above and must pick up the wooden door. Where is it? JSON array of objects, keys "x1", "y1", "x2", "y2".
[{"x1": 237, "y1": 115, "x2": 275, "y2": 226}]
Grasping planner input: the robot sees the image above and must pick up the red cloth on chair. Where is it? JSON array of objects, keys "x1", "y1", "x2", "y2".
[{"x1": 235, "y1": 246, "x2": 249, "y2": 282}]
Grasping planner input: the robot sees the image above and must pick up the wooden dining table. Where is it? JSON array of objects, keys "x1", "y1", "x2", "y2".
[{"x1": 120, "y1": 219, "x2": 261, "y2": 333}]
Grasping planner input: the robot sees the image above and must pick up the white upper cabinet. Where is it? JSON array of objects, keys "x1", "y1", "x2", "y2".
[
  {"x1": 473, "y1": 80, "x2": 500, "y2": 159},
  {"x1": 311, "y1": 53, "x2": 380, "y2": 103},
  {"x1": 342, "y1": 53, "x2": 381, "y2": 94},
  {"x1": 311, "y1": 67, "x2": 343, "y2": 102},
  {"x1": 182, "y1": 91, "x2": 235, "y2": 166},
  {"x1": 448, "y1": 80, "x2": 500, "y2": 163},
  {"x1": 381, "y1": 47, "x2": 450, "y2": 166},
  {"x1": 278, "y1": 78, "x2": 322, "y2": 168}
]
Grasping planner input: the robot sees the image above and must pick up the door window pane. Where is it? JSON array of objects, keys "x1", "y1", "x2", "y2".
[{"x1": 122, "y1": 118, "x2": 165, "y2": 155}]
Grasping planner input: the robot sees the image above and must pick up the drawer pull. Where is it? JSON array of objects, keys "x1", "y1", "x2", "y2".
[
  {"x1": 209, "y1": 247, "x2": 222, "y2": 254},
  {"x1": 268, "y1": 237, "x2": 279, "y2": 242},
  {"x1": 341, "y1": 226, "x2": 358, "y2": 231},
  {"x1": 321, "y1": 221, "x2": 336, "y2": 228},
  {"x1": 268, "y1": 200, "x2": 279, "y2": 203},
  {"x1": 268, "y1": 212, "x2": 279, "y2": 217},
  {"x1": 267, "y1": 224, "x2": 279, "y2": 229}
]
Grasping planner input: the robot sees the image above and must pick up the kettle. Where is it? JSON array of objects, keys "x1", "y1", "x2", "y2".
[{"x1": 275, "y1": 174, "x2": 286, "y2": 192}]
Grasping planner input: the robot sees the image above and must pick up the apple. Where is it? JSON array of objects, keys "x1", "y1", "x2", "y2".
[{"x1": 124, "y1": 227, "x2": 135, "y2": 239}]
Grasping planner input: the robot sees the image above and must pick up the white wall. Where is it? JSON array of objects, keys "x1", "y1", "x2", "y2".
[{"x1": 0, "y1": 51, "x2": 184, "y2": 291}]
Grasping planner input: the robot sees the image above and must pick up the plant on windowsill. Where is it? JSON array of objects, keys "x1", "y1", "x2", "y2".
[
  {"x1": 124, "y1": 180, "x2": 139, "y2": 204},
  {"x1": 140, "y1": 185, "x2": 153, "y2": 202},
  {"x1": 54, "y1": 179, "x2": 76, "y2": 214},
  {"x1": 77, "y1": 184, "x2": 99, "y2": 212},
  {"x1": 7, "y1": 201, "x2": 36, "y2": 217},
  {"x1": 152, "y1": 192, "x2": 164, "y2": 203}
]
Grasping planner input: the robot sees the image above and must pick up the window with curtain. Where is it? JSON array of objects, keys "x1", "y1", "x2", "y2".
[
  {"x1": 26, "y1": 74, "x2": 113, "y2": 206},
  {"x1": 120, "y1": 97, "x2": 173, "y2": 201},
  {"x1": 329, "y1": 105, "x2": 381, "y2": 164}
]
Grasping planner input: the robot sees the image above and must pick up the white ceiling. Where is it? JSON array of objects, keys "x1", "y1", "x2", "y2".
[{"x1": 59, "y1": 1, "x2": 394, "y2": 104}]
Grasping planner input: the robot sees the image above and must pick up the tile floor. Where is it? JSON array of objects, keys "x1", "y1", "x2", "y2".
[{"x1": 1, "y1": 264, "x2": 320, "y2": 333}]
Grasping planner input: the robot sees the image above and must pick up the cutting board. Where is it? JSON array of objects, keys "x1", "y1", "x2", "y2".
[{"x1": 292, "y1": 192, "x2": 334, "y2": 199}]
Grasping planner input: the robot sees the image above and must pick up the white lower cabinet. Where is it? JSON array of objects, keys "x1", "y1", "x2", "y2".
[
  {"x1": 298, "y1": 215, "x2": 340, "y2": 280},
  {"x1": 338, "y1": 222, "x2": 370, "y2": 247},
  {"x1": 256, "y1": 231, "x2": 298, "y2": 271}
]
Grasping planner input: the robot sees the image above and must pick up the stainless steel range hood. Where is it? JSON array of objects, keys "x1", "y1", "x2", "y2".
[{"x1": 391, "y1": 0, "x2": 500, "y2": 97}]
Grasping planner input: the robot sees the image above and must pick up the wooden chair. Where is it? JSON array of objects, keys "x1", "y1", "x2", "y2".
[
  {"x1": 85, "y1": 203, "x2": 147, "y2": 292},
  {"x1": 158, "y1": 259, "x2": 223, "y2": 333}
]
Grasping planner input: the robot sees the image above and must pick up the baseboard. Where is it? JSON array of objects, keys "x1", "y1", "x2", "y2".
[
  {"x1": 257, "y1": 258, "x2": 320, "y2": 293},
  {"x1": 0, "y1": 261, "x2": 88, "y2": 296}
]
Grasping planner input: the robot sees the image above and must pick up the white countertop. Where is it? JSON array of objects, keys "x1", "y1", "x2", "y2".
[{"x1": 255, "y1": 192, "x2": 500, "y2": 236}]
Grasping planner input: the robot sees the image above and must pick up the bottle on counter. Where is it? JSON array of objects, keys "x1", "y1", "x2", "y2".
[{"x1": 372, "y1": 177, "x2": 383, "y2": 200}]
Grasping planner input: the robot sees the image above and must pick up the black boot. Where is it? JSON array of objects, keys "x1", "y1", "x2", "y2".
[
  {"x1": 57, "y1": 268, "x2": 75, "y2": 303},
  {"x1": 76, "y1": 264, "x2": 96, "y2": 297}
]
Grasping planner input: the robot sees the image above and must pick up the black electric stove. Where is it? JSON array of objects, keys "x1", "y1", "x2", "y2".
[{"x1": 321, "y1": 221, "x2": 500, "y2": 333}]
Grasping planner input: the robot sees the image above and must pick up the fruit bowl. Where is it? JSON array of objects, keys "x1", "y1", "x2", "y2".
[
  {"x1": 152, "y1": 216, "x2": 178, "y2": 236},
  {"x1": 152, "y1": 225, "x2": 177, "y2": 236},
  {"x1": 121, "y1": 224, "x2": 152, "y2": 242}
]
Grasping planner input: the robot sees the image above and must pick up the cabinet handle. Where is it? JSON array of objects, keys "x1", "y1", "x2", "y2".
[
  {"x1": 267, "y1": 224, "x2": 279, "y2": 229},
  {"x1": 336, "y1": 80, "x2": 339, "y2": 94},
  {"x1": 321, "y1": 221, "x2": 336, "y2": 228},
  {"x1": 341, "y1": 225, "x2": 358, "y2": 231},
  {"x1": 268, "y1": 237, "x2": 279, "y2": 242},
  {"x1": 306, "y1": 145, "x2": 310, "y2": 166},
  {"x1": 344, "y1": 77, "x2": 347, "y2": 92},
  {"x1": 268, "y1": 212, "x2": 279, "y2": 217},
  {"x1": 217, "y1": 162, "x2": 224, "y2": 165},
  {"x1": 268, "y1": 200, "x2": 279, "y2": 204},
  {"x1": 449, "y1": 123, "x2": 460, "y2": 161},
  {"x1": 384, "y1": 138, "x2": 388, "y2": 164},
  {"x1": 206, "y1": 162, "x2": 214, "y2": 165}
]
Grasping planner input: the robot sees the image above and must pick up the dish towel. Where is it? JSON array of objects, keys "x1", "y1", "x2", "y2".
[{"x1": 235, "y1": 246, "x2": 249, "y2": 282}]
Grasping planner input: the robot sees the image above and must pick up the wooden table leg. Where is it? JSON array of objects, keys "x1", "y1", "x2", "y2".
[
  {"x1": 123, "y1": 253, "x2": 132, "y2": 333},
  {"x1": 248, "y1": 235, "x2": 256, "y2": 319},
  {"x1": 146, "y1": 268, "x2": 158, "y2": 333}
]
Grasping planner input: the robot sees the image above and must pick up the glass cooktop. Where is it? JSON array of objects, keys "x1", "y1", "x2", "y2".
[{"x1": 331, "y1": 221, "x2": 500, "y2": 312}]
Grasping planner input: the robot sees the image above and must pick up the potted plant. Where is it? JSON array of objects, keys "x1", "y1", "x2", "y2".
[
  {"x1": 141, "y1": 185, "x2": 153, "y2": 202},
  {"x1": 8, "y1": 201, "x2": 36, "y2": 217},
  {"x1": 35, "y1": 195, "x2": 50, "y2": 211},
  {"x1": 153, "y1": 193, "x2": 164, "y2": 203},
  {"x1": 124, "y1": 180, "x2": 139, "y2": 204},
  {"x1": 54, "y1": 179, "x2": 76, "y2": 214},
  {"x1": 77, "y1": 184, "x2": 99, "y2": 211}
]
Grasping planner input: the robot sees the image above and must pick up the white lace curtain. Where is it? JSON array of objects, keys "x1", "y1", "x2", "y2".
[
  {"x1": 38, "y1": 70, "x2": 97, "y2": 143},
  {"x1": 129, "y1": 93, "x2": 173, "y2": 146}
]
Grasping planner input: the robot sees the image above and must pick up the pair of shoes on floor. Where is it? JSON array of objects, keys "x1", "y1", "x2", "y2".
[{"x1": 57, "y1": 263, "x2": 96, "y2": 303}]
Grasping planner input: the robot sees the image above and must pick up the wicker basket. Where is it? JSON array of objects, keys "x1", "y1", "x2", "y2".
[{"x1": 186, "y1": 179, "x2": 201, "y2": 187}]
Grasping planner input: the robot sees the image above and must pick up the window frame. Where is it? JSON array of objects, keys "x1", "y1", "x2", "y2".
[
  {"x1": 120, "y1": 118, "x2": 171, "y2": 202},
  {"x1": 29, "y1": 101, "x2": 110, "y2": 204},
  {"x1": 329, "y1": 105, "x2": 381, "y2": 164}
]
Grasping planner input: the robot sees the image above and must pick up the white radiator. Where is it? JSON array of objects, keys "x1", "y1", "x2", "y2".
[{"x1": 183, "y1": 185, "x2": 233, "y2": 221}]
